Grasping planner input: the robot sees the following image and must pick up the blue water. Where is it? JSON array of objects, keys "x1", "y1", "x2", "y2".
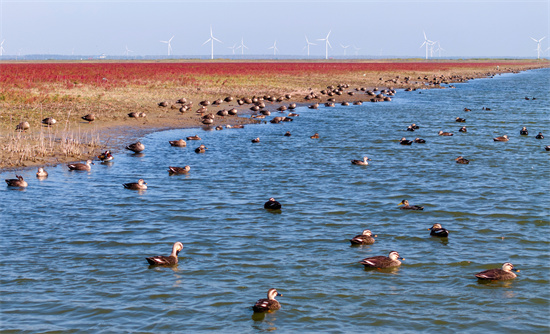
[{"x1": 1, "y1": 68, "x2": 549, "y2": 333}]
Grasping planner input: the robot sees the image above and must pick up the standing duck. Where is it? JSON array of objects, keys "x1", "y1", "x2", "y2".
[
  {"x1": 438, "y1": 130, "x2": 454, "y2": 136},
  {"x1": 98, "y1": 150, "x2": 114, "y2": 162},
  {"x1": 520, "y1": 127, "x2": 528, "y2": 135},
  {"x1": 81, "y1": 113, "x2": 95, "y2": 123},
  {"x1": 145, "y1": 242, "x2": 184, "y2": 266},
  {"x1": 398, "y1": 199, "x2": 424, "y2": 210},
  {"x1": 42, "y1": 117, "x2": 57, "y2": 126},
  {"x1": 264, "y1": 198, "x2": 282, "y2": 210},
  {"x1": 455, "y1": 156, "x2": 470, "y2": 164},
  {"x1": 15, "y1": 121, "x2": 30, "y2": 131},
  {"x1": 475, "y1": 262, "x2": 519, "y2": 281},
  {"x1": 169, "y1": 139, "x2": 187, "y2": 147},
  {"x1": 36, "y1": 167, "x2": 48, "y2": 178},
  {"x1": 351, "y1": 157, "x2": 370, "y2": 166},
  {"x1": 168, "y1": 166, "x2": 190, "y2": 175},
  {"x1": 535, "y1": 132, "x2": 544, "y2": 139},
  {"x1": 429, "y1": 223, "x2": 449, "y2": 237},
  {"x1": 400, "y1": 137, "x2": 413, "y2": 145},
  {"x1": 68, "y1": 160, "x2": 94, "y2": 171},
  {"x1": 360, "y1": 251, "x2": 404, "y2": 269},
  {"x1": 493, "y1": 135, "x2": 509, "y2": 142},
  {"x1": 350, "y1": 229, "x2": 376, "y2": 245},
  {"x1": 195, "y1": 144, "x2": 208, "y2": 153},
  {"x1": 126, "y1": 141, "x2": 145, "y2": 153},
  {"x1": 123, "y1": 179, "x2": 147, "y2": 190},
  {"x1": 252, "y1": 288, "x2": 282, "y2": 313},
  {"x1": 5, "y1": 175, "x2": 28, "y2": 187}
]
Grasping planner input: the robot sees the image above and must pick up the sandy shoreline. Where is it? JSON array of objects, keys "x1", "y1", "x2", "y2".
[{"x1": 1, "y1": 60, "x2": 548, "y2": 172}]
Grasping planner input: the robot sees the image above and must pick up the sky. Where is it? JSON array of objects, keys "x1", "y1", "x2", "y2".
[{"x1": 0, "y1": 0, "x2": 549, "y2": 58}]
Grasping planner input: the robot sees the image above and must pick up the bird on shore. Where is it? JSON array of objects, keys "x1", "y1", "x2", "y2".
[
  {"x1": 264, "y1": 198, "x2": 281, "y2": 210},
  {"x1": 535, "y1": 132, "x2": 544, "y2": 139},
  {"x1": 493, "y1": 135, "x2": 509, "y2": 142},
  {"x1": 310, "y1": 133, "x2": 320, "y2": 139},
  {"x1": 400, "y1": 137, "x2": 413, "y2": 145},
  {"x1": 360, "y1": 251, "x2": 404, "y2": 269},
  {"x1": 123, "y1": 178, "x2": 147, "y2": 190},
  {"x1": 429, "y1": 223, "x2": 449, "y2": 237},
  {"x1": 459, "y1": 126, "x2": 467, "y2": 133},
  {"x1": 195, "y1": 144, "x2": 207, "y2": 153},
  {"x1": 253, "y1": 288, "x2": 282, "y2": 313},
  {"x1": 455, "y1": 156, "x2": 470, "y2": 164},
  {"x1": 126, "y1": 141, "x2": 145, "y2": 153},
  {"x1": 398, "y1": 199, "x2": 424, "y2": 210},
  {"x1": 475, "y1": 263, "x2": 519, "y2": 281},
  {"x1": 5, "y1": 175, "x2": 28, "y2": 188},
  {"x1": 350, "y1": 229, "x2": 376, "y2": 245},
  {"x1": 81, "y1": 113, "x2": 95, "y2": 123},
  {"x1": 145, "y1": 242, "x2": 183, "y2": 266},
  {"x1": 36, "y1": 167, "x2": 48, "y2": 178},
  {"x1": 438, "y1": 131, "x2": 454, "y2": 136},
  {"x1": 168, "y1": 166, "x2": 190, "y2": 175},
  {"x1": 42, "y1": 117, "x2": 56, "y2": 126},
  {"x1": 97, "y1": 150, "x2": 113, "y2": 162},
  {"x1": 520, "y1": 127, "x2": 528, "y2": 135},
  {"x1": 15, "y1": 121, "x2": 30, "y2": 132},
  {"x1": 414, "y1": 138, "x2": 426, "y2": 143},
  {"x1": 252, "y1": 137, "x2": 260, "y2": 143},
  {"x1": 68, "y1": 160, "x2": 94, "y2": 171},
  {"x1": 169, "y1": 139, "x2": 187, "y2": 147},
  {"x1": 186, "y1": 135, "x2": 201, "y2": 140},
  {"x1": 351, "y1": 157, "x2": 370, "y2": 165}
]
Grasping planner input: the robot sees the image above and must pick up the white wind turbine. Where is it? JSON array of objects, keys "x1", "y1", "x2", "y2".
[
  {"x1": 125, "y1": 45, "x2": 134, "y2": 56},
  {"x1": 203, "y1": 26, "x2": 222, "y2": 60},
  {"x1": 228, "y1": 44, "x2": 237, "y2": 55},
  {"x1": 353, "y1": 45, "x2": 361, "y2": 56},
  {"x1": 530, "y1": 36, "x2": 546, "y2": 59},
  {"x1": 0, "y1": 40, "x2": 5, "y2": 56},
  {"x1": 237, "y1": 37, "x2": 248, "y2": 55},
  {"x1": 268, "y1": 40, "x2": 279, "y2": 56},
  {"x1": 303, "y1": 35, "x2": 316, "y2": 57},
  {"x1": 317, "y1": 30, "x2": 332, "y2": 60},
  {"x1": 420, "y1": 31, "x2": 434, "y2": 59},
  {"x1": 340, "y1": 44, "x2": 350, "y2": 56},
  {"x1": 434, "y1": 41, "x2": 445, "y2": 58},
  {"x1": 160, "y1": 36, "x2": 174, "y2": 56}
]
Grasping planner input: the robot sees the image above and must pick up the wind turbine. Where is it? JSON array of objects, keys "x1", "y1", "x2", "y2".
[
  {"x1": 228, "y1": 44, "x2": 237, "y2": 55},
  {"x1": 317, "y1": 30, "x2": 332, "y2": 60},
  {"x1": 237, "y1": 37, "x2": 248, "y2": 55},
  {"x1": 202, "y1": 26, "x2": 222, "y2": 60},
  {"x1": 434, "y1": 41, "x2": 445, "y2": 58},
  {"x1": 125, "y1": 45, "x2": 134, "y2": 57},
  {"x1": 268, "y1": 40, "x2": 279, "y2": 56},
  {"x1": 420, "y1": 31, "x2": 434, "y2": 59},
  {"x1": 0, "y1": 40, "x2": 5, "y2": 56},
  {"x1": 303, "y1": 35, "x2": 316, "y2": 57},
  {"x1": 353, "y1": 45, "x2": 361, "y2": 56},
  {"x1": 340, "y1": 44, "x2": 350, "y2": 56},
  {"x1": 530, "y1": 36, "x2": 546, "y2": 59},
  {"x1": 160, "y1": 36, "x2": 174, "y2": 56}
]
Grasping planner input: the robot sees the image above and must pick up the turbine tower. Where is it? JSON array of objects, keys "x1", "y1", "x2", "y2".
[
  {"x1": 237, "y1": 37, "x2": 248, "y2": 55},
  {"x1": 420, "y1": 31, "x2": 434, "y2": 59},
  {"x1": 530, "y1": 36, "x2": 546, "y2": 59},
  {"x1": 340, "y1": 44, "x2": 350, "y2": 56},
  {"x1": 268, "y1": 40, "x2": 279, "y2": 56},
  {"x1": 160, "y1": 36, "x2": 174, "y2": 56},
  {"x1": 0, "y1": 40, "x2": 5, "y2": 56},
  {"x1": 317, "y1": 30, "x2": 332, "y2": 60},
  {"x1": 203, "y1": 26, "x2": 222, "y2": 60},
  {"x1": 303, "y1": 35, "x2": 316, "y2": 57}
]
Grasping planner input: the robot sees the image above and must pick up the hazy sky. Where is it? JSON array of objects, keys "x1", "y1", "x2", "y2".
[{"x1": 1, "y1": 0, "x2": 549, "y2": 58}]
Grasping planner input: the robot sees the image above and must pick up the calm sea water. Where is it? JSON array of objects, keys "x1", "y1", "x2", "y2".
[{"x1": 1, "y1": 68, "x2": 549, "y2": 333}]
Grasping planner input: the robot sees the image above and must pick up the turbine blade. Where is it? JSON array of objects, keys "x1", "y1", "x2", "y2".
[
  {"x1": 202, "y1": 39, "x2": 211, "y2": 46},
  {"x1": 327, "y1": 30, "x2": 331, "y2": 39},
  {"x1": 530, "y1": 37, "x2": 537, "y2": 42}
]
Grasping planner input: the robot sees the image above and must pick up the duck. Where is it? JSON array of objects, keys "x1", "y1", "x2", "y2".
[
  {"x1": 168, "y1": 166, "x2": 190, "y2": 175},
  {"x1": 81, "y1": 113, "x2": 95, "y2": 123},
  {"x1": 36, "y1": 167, "x2": 48, "y2": 178},
  {"x1": 145, "y1": 242, "x2": 184, "y2": 266},
  {"x1": 169, "y1": 139, "x2": 187, "y2": 147},
  {"x1": 455, "y1": 117, "x2": 466, "y2": 122},
  {"x1": 493, "y1": 135, "x2": 509, "y2": 142},
  {"x1": 128, "y1": 112, "x2": 139, "y2": 118},
  {"x1": 15, "y1": 121, "x2": 30, "y2": 131},
  {"x1": 310, "y1": 133, "x2": 320, "y2": 139},
  {"x1": 398, "y1": 199, "x2": 424, "y2": 210},
  {"x1": 545, "y1": 146, "x2": 550, "y2": 151},
  {"x1": 414, "y1": 138, "x2": 426, "y2": 143},
  {"x1": 123, "y1": 178, "x2": 147, "y2": 190},
  {"x1": 429, "y1": 223, "x2": 449, "y2": 237},
  {"x1": 251, "y1": 137, "x2": 260, "y2": 143},
  {"x1": 360, "y1": 251, "x2": 404, "y2": 269},
  {"x1": 459, "y1": 126, "x2": 467, "y2": 133},
  {"x1": 482, "y1": 107, "x2": 491, "y2": 111},
  {"x1": 264, "y1": 197, "x2": 282, "y2": 210},
  {"x1": 351, "y1": 157, "x2": 370, "y2": 165},
  {"x1": 475, "y1": 262, "x2": 519, "y2": 281},
  {"x1": 410, "y1": 123, "x2": 420, "y2": 129},
  {"x1": 406, "y1": 125, "x2": 415, "y2": 131},
  {"x1": 195, "y1": 144, "x2": 208, "y2": 153},
  {"x1": 455, "y1": 156, "x2": 470, "y2": 164},
  {"x1": 42, "y1": 117, "x2": 56, "y2": 126},
  {"x1": 68, "y1": 160, "x2": 94, "y2": 171},
  {"x1": 438, "y1": 130, "x2": 453, "y2": 136},
  {"x1": 535, "y1": 132, "x2": 544, "y2": 139},
  {"x1": 186, "y1": 135, "x2": 201, "y2": 140},
  {"x1": 284, "y1": 131, "x2": 292, "y2": 137},
  {"x1": 350, "y1": 229, "x2": 376, "y2": 245},
  {"x1": 252, "y1": 288, "x2": 282, "y2": 313},
  {"x1": 126, "y1": 141, "x2": 145, "y2": 153},
  {"x1": 520, "y1": 127, "x2": 528, "y2": 135},
  {"x1": 463, "y1": 108, "x2": 471, "y2": 112},
  {"x1": 399, "y1": 137, "x2": 413, "y2": 145},
  {"x1": 5, "y1": 175, "x2": 28, "y2": 187},
  {"x1": 97, "y1": 150, "x2": 114, "y2": 161}
]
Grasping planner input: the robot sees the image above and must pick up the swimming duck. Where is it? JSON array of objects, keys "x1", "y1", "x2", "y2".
[
  {"x1": 482, "y1": 107, "x2": 492, "y2": 111},
  {"x1": 145, "y1": 242, "x2": 183, "y2": 266},
  {"x1": 36, "y1": 167, "x2": 48, "y2": 178},
  {"x1": 520, "y1": 127, "x2": 528, "y2": 135},
  {"x1": 123, "y1": 178, "x2": 147, "y2": 190},
  {"x1": 15, "y1": 121, "x2": 30, "y2": 131},
  {"x1": 463, "y1": 108, "x2": 471, "y2": 112},
  {"x1": 399, "y1": 137, "x2": 413, "y2": 145},
  {"x1": 168, "y1": 166, "x2": 190, "y2": 175},
  {"x1": 341, "y1": 101, "x2": 350, "y2": 106},
  {"x1": 475, "y1": 262, "x2": 519, "y2": 281},
  {"x1": 310, "y1": 133, "x2": 320, "y2": 139},
  {"x1": 410, "y1": 123, "x2": 420, "y2": 129},
  {"x1": 252, "y1": 137, "x2": 260, "y2": 143},
  {"x1": 169, "y1": 139, "x2": 187, "y2": 147},
  {"x1": 429, "y1": 223, "x2": 449, "y2": 237},
  {"x1": 455, "y1": 156, "x2": 470, "y2": 164},
  {"x1": 195, "y1": 144, "x2": 208, "y2": 153},
  {"x1": 350, "y1": 229, "x2": 376, "y2": 245},
  {"x1": 455, "y1": 117, "x2": 466, "y2": 122},
  {"x1": 438, "y1": 131, "x2": 454, "y2": 136},
  {"x1": 126, "y1": 141, "x2": 145, "y2": 153},
  {"x1": 398, "y1": 199, "x2": 424, "y2": 210},
  {"x1": 264, "y1": 198, "x2": 282, "y2": 210},
  {"x1": 186, "y1": 135, "x2": 201, "y2": 140},
  {"x1": 284, "y1": 131, "x2": 292, "y2": 137},
  {"x1": 5, "y1": 175, "x2": 28, "y2": 187},
  {"x1": 97, "y1": 150, "x2": 114, "y2": 161},
  {"x1": 493, "y1": 135, "x2": 509, "y2": 142},
  {"x1": 459, "y1": 126, "x2": 467, "y2": 133},
  {"x1": 360, "y1": 251, "x2": 404, "y2": 269},
  {"x1": 545, "y1": 146, "x2": 550, "y2": 151},
  {"x1": 351, "y1": 157, "x2": 370, "y2": 165},
  {"x1": 535, "y1": 132, "x2": 544, "y2": 139},
  {"x1": 406, "y1": 125, "x2": 415, "y2": 131},
  {"x1": 414, "y1": 138, "x2": 426, "y2": 143},
  {"x1": 81, "y1": 113, "x2": 95, "y2": 123},
  {"x1": 252, "y1": 288, "x2": 282, "y2": 313},
  {"x1": 68, "y1": 160, "x2": 94, "y2": 171},
  {"x1": 42, "y1": 117, "x2": 56, "y2": 126}
]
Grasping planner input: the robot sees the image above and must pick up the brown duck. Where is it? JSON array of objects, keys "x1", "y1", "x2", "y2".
[
  {"x1": 146, "y1": 242, "x2": 184, "y2": 266},
  {"x1": 123, "y1": 179, "x2": 147, "y2": 190},
  {"x1": 5, "y1": 175, "x2": 28, "y2": 187},
  {"x1": 398, "y1": 199, "x2": 424, "y2": 210},
  {"x1": 68, "y1": 160, "x2": 94, "y2": 171},
  {"x1": 475, "y1": 263, "x2": 519, "y2": 281},
  {"x1": 169, "y1": 139, "x2": 187, "y2": 147},
  {"x1": 126, "y1": 141, "x2": 145, "y2": 153},
  {"x1": 360, "y1": 251, "x2": 404, "y2": 269},
  {"x1": 168, "y1": 166, "x2": 190, "y2": 175},
  {"x1": 350, "y1": 229, "x2": 376, "y2": 245},
  {"x1": 252, "y1": 288, "x2": 282, "y2": 313}
]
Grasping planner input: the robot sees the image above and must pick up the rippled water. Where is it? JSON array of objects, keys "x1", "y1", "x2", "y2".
[{"x1": 1, "y1": 68, "x2": 549, "y2": 333}]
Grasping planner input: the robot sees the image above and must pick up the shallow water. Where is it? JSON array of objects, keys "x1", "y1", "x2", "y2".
[{"x1": 1, "y1": 68, "x2": 549, "y2": 333}]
